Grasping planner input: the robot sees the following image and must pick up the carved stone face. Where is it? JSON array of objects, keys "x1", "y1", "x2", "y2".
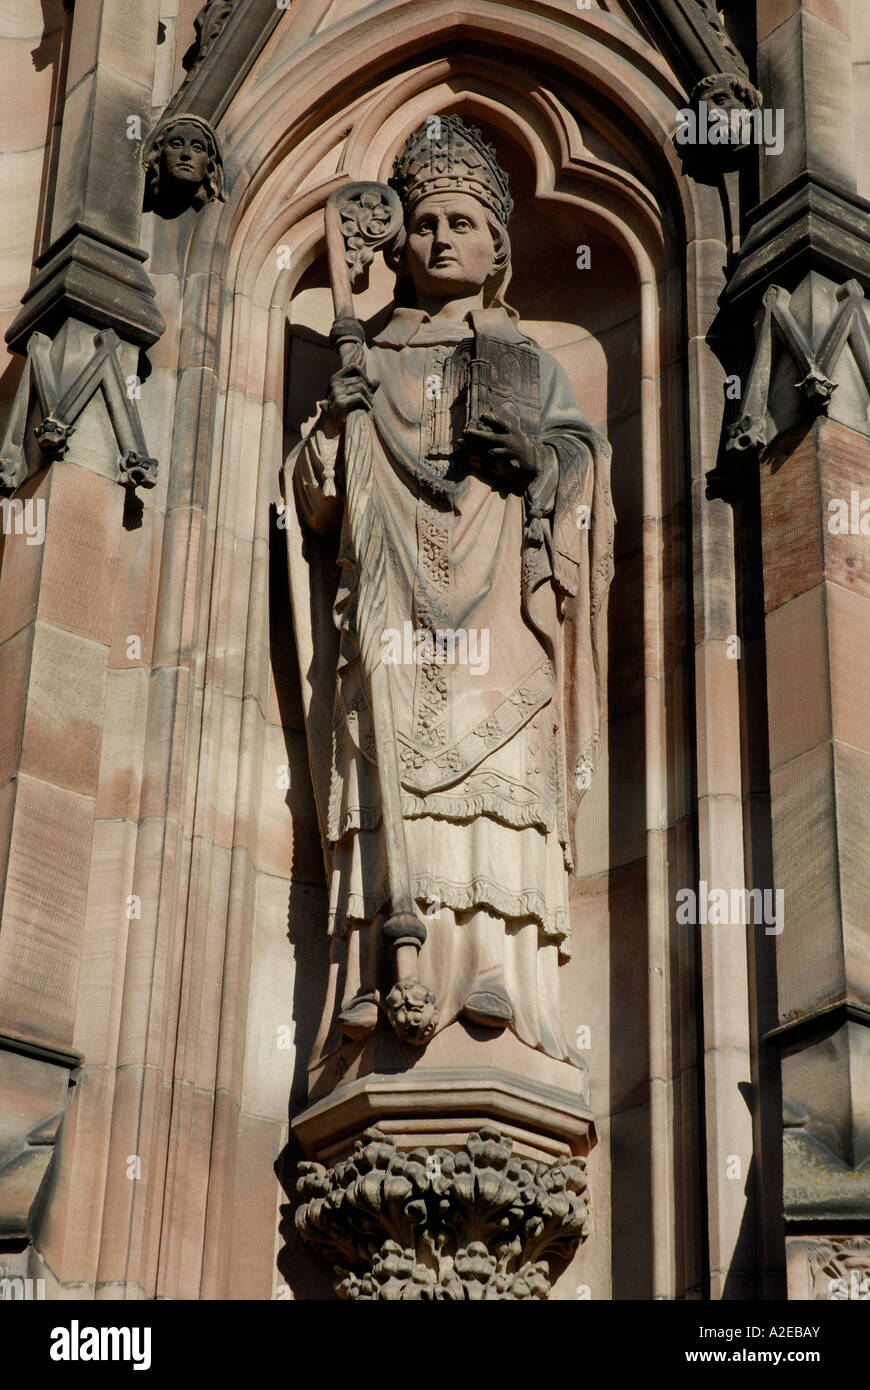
[
  {"x1": 161, "y1": 122, "x2": 210, "y2": 185},
  {"x1": 404, "y1": 193, "x2": 497, "y2": 301},
  {"x1": 702, "y1": 75, "x2": 745, "y2": 112}
]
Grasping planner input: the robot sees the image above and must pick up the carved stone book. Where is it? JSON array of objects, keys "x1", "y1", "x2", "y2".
[
  {"x1": 434, "y1": 331, "x2": 542, "y2": 468},
  {"x1": 465, "y1": 331, "x2": 541, "y2": 436}
]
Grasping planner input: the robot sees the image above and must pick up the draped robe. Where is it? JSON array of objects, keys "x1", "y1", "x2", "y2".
[{"x1": 284, "y1": 305, "x2": 614, "y2": 1064}]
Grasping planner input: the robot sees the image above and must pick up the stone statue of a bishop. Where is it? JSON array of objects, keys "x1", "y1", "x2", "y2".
[{"x1": 284, "y1": 116, "x2": 614, "y2": 1066}]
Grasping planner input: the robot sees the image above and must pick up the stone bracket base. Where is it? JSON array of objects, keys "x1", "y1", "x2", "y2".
[{"x1": 292, "y1": 1065, "x2": 596, "y2": 1166}]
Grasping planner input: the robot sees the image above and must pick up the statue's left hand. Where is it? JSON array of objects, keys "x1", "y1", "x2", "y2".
[{"x1": 464, "y1": 405, "x2": 547, "y2": 481}]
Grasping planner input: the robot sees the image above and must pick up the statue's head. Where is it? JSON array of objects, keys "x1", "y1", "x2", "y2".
[
  {"x1": 143, "y1": 113, "x2": 225, "y2": 212},
  {"x1": 387, "y1": 116, "x2": 513, "y2": 307}
]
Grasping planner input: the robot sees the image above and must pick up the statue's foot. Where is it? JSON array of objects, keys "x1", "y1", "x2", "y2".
[
  {"x1": 462, "y1": 985, "x2": 513, "y2": 1028},
  {"x1": 337, "y1": 994, "x2": 379, "y2": 1039}
]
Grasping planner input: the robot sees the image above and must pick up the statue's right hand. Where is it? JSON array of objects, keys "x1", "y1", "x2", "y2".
[{"x1": 327, "y1": 364, "x2": 378, "y2": 421}]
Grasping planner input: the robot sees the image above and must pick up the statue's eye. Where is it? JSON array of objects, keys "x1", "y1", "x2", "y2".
[
  {"x1": 192, "y1": 142, "x2": 205, "y2": 151},
  {"x1": 452, "y1": 218, "x2": 472, "y2": 231}
]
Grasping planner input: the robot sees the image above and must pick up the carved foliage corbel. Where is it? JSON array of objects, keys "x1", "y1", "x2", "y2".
[
  {"x1": 808, "y1": 1239, "x2": 870, "y2": 1301},
  {"x1": 0, "y1": 329, "x2": 157, "y2": 494},
  {"x1": 727, "y1": 280, "x2": 870, "y2": 456},
  {"x1": 296, "y1": 1127, "x2": 591, "y2": 1301}
]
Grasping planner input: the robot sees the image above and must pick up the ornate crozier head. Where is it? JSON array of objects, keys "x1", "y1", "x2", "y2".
[
  {"x1": 387, "y1": 115, "x2": 515, "y2": 312},
  {"x1": 143, "y1": 113, "x2": 225, "y2": 214}
]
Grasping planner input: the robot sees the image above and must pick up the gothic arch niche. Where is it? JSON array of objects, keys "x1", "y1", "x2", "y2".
[
  {"x1": 262, "y1": 93, "x2": 693, "y2": 1297},
  {"x1": 161, "y1": 13, "x2": 736, "y2": 1302}
]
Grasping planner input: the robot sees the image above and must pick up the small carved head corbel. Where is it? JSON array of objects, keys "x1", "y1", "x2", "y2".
[
  {"x1": 690, "y1": 71, "x2": 762, "y2": 116},
  {"x1": 142, "y1": 113, "x2": 225, "y2": 215}
]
